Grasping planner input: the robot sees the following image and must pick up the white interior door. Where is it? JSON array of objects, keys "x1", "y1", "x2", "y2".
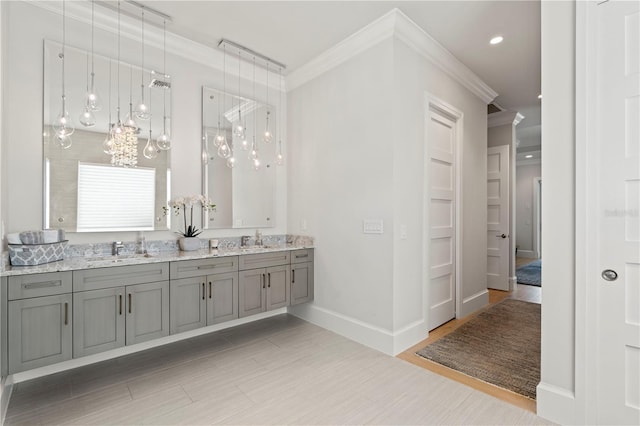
[
  {"x1": 595, "y1": 1, "x2": 640, "y2": 423},
  {"x1": 487, "y1": 145, "x2": 510, "y2": 291},
  {"x1": 428, "y1": 106, "x2": 457, "y2": 330}
]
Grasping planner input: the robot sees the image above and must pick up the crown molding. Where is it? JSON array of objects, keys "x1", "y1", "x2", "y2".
[
  {"x1": 26, "y1": 0, "x2": 285, "y2": 90},
  {"x1": 488, "y1": 110, "x2": 525, "y2": 127},
  {"x1": 287, "y1": 8, "x2": 498, "y2": 104}
]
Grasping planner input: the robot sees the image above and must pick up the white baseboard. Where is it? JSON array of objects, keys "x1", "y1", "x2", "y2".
[
  {"x1": 1, "y1": 378, "x2": 13, "y2": 425},
  {"x1": 536, "y1": 382, "x2": 577, "y2": 425},
  {"x1": 459, "y1": 289, "x2": 489, "y2": 318},
  {"x1": 509, "y1": 276, "x2": 517, "y2": 291},
  {"x1": 517, "y1": 250, "x2": 537, "y2": 259},
  {"x1": 8, "y1": 308, "x2": 287, "y2": 385},
  {"x1": 287, "y1": 303, "x2": 395, "y2": 355},
  {"x1": 392, "y1": 318, "x2": 429, "y2": 355}
]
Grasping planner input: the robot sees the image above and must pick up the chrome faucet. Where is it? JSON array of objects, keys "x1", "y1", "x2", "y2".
[
  {"x1": 112, "y1": 241, "x2": 125, "y2": 256},
  {"x1": 240, "y1": 236, "x2": 251, "y2": 247},
  {"x1": 255, "y1": 229, "x2": 263, "y2": 246}
]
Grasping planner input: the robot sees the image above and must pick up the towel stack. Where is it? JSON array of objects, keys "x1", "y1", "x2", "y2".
[{"x1": 8, "y1": 229, "x2": 66, "y2": 245}]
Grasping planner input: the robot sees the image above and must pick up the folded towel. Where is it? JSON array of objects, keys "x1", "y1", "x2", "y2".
[
  {"x1": 43, "y1": 230, "x2": 59, "y2": 243},
  {"x1": 19, "y1": 231, "x2": 44, "y2": 244},
  {"x1": 7, "y1": 233, "x2": 21, "y2": 244}
]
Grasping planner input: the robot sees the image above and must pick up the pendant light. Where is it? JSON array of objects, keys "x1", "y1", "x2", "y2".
[
  {"x1": 103, "y1": 59, "x2": 116, "y2": 154},
  {"x1": 124, "y1": 65, "x2": 138, "y2": 129},
  {"x1": 156, "y1": 20, "x2": 171, "y2": 150},
  {"x1": 263, "y1": 63, "x2": 273, "y2": 143},
  {"x1": 250, "y1": 56, "x2": 261, "y2": 170},
  {"x1": 112, "y1": 0, "x2": 124, "y2": 136},
  {"x1": 217, "y1": 44, "x2": 232, "y2": 159},
  {"x1": 134, "y1": 8, "x2": 150, "y2": 120},
  {"x1": 276, "y1": 67, "x2": 284, "y2": 166},
  {"x1": 79, "y1": 53, "x2": 96, "y2": 127},
  {"x1": 233, "y1": 49, "x2": 246, "y2": 141},
  {"x1": 143, "y1": 93, "x2": 158, "y2": 159},
  {"x1": 53, "y1": 0, "x2": 74, "y2": 149},
  {"x1": 85, "y1": 0, "x2": 102, "y2": 112}
]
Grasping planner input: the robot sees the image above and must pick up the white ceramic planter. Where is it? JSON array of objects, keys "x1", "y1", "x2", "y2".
[{"x1": 179, "y1": 237, "x2": 201, "y2": 251}]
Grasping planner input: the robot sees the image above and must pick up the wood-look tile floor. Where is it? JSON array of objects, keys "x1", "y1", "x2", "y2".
[{"x1": 4, "y1": 314, "x2": 549, "y2": 425}]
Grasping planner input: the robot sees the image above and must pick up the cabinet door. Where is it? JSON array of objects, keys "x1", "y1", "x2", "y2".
[
  {"x1": 266, "y1": 265, "x2": 290, "y2": 310},
  {"x1": 291, "y1": 262, "x2": 314, "y2": 305},
  {"x1": 239, "y1": 269, "x2": 265, "y2": 318},
  {"x1": 170, "y1": 276, "x2": 207, "y2": 334},
  {"x1": 207, "y1": 272, "x2": 238, "y2": 325},
  {"x1": 73, "y1": 288, "x2": 125, "y2": 357},
  {"x1": 8, "y1": 294, "x2": 72, "y2": 374},
  {"x1": 126, "y1": 281, "x2": 169, "y2": 345}
]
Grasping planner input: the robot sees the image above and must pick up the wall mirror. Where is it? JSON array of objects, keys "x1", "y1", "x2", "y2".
[
  {"x1": 202, "y1": 86, "x2": 276, "y2": 229},
  {"x1": 43, "y1": 40, "x2": 171, "y2": 232}
]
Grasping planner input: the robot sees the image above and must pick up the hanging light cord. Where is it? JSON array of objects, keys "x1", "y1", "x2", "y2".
[
  {"x1": 90, "y1": 0, "x2": 95, "y2": 80},
  {"x1": 116, "y1": 0, "x2": 121, "y2": 121},
  {"x1": 107, "y1": 59, "x2": 112, "y2": 125},
  {"x1": 141, "y1": 9, "x2": 145, "y2": 88},
  {"x1": 253, "y1": 56, "x2": 257, "y2": 150},
  {"x1": 61, "y1": 0, "x2": 66, "y2": 103},
  {"x1": 163, "y1": 19, "x2": 167, "y2": 133},
  {"x1": 238, "y1": 49, "x2": 242, "y2": 122},
  {"x1": 278, "y1": 67, "x2": 282, "y2": 144}
]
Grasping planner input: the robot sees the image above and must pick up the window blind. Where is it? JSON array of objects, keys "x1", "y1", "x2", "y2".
[{"x1": 77, "y1": 162, "x2": 156, "y2": 232}]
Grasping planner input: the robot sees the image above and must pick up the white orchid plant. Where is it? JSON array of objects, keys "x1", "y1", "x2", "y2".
[{"x1": 163, "y1": 195, "x2": 216, "y2": 238}]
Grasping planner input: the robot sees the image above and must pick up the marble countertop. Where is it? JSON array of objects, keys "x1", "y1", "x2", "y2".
[{"x1": 0, "y1": 244, "x2": 314, "y2": 277}]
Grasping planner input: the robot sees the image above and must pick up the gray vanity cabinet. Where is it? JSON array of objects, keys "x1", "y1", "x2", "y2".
[
  {"x1": 291, "y1": 249, "x2": 314, "y2": 306},
  {"x1": 169, "y1": 257, "x2": 239, "y2": 334},
  {"x1": 239, "y1": 252, "x2": 291, "y2": 318},
  {"x1": 7, "y1": 272, "x2": 73, "y2": 374},
  {"x1": 72, "y1": 263, "x2": 170, "y2": 356}
]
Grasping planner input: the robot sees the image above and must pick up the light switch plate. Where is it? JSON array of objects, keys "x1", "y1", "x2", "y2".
[{"x1": 363, "y1": 219, "x2": 384, "y2": 234}]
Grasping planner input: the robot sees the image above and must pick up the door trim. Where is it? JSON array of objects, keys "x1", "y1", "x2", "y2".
[{"x1": 423, "y1": 93, "x2": 463, "y2": 326}]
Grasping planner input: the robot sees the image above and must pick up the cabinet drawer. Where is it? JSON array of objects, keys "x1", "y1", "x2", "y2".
[
  {"x1": 73, "y1": 263, "x2": 169, "y2": 292},
  {"x1": 170, "y1": 256, "x2": 238, "y2": 280},
  {"x1": 291, "y1": 249, "x2": 314, "y2": 264},
  {"x1": 239, "y1": 251, "x2": 290, "y2": 270},
  {"x1": 8, "y1": 272, "x2": 72, "y2": 300}
]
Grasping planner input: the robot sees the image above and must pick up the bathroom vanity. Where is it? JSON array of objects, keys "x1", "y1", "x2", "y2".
[{"x1": 0, "y1": 246, "x2": 313, "y2": 376}]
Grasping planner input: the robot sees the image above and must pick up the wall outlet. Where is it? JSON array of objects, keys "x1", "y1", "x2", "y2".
[{"x1": 363, "y1": 219, "x2": 384, "y2": 234}]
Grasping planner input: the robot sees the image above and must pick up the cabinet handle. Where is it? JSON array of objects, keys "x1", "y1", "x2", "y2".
[
  {"x1": 209, "y1": 282, "x2": 212, "y2": 299},
  {"x1": 292, "y1": 269, "x2": 295, "y2": 284},
  {"x1": 24, "y1": 280, "x2": 62, "y2": 290},
  {"x1": 268, "y1": 273, "x2": 271, "y2": 288},
  {"x1": 202, "y1": 283, "x2": 205, "y2": 300},
  {"x1": 64, "y1": 302, "x2": 69, "y2": 325},
  {"x1": 262, "y1": 273, "x2": 266, "y2": 289},
  {"x1": 295, "y1": 253, "x2": 309, "y2": 259},
  {"x1": 119, "y1": 294, "x2": 123, "y2": 315},
  {"x1": 128, "y1": 293, "x2": 132, "y2": 314}
]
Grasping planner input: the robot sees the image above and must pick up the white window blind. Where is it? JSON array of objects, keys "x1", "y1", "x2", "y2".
[{"x1": 77, "y1": 163, "x2": 156, "y2": 232}]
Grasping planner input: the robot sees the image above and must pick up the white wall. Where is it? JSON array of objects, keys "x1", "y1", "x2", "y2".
[
  {"x1": 515, "y1": 163, "x2": 541, "y2": 256},
  {"x1": 537, "y1": 1, "x2": 577, "y2": 424},
  {"x1": 287, "y1": 24, "x2": 489, "y2": 355},
  {"x1": 1, "y1": 1, "x2": 286, "y2": 246}
]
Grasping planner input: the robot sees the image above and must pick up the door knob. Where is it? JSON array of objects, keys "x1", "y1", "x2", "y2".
[
  {"x1": 601, "y1": 269, "x2": 618, "y2": 281},
  {"x1": 496, "y1": 234, "x2": 507, "y2": 239}
]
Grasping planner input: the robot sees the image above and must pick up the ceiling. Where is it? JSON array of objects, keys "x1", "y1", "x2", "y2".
[{"x1": 136, "y1": 0, "x2": 542, "y2": 143}]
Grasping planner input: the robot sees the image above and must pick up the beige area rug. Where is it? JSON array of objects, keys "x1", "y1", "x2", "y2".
[{"x1": 416, "y1": 299, "x2": 541, "y2": 399}]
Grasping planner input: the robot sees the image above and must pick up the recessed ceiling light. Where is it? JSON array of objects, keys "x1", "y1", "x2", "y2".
[
  {"x1": 490, "y1": 36, "x2": 504, "y2": 45},
  {"x1": 525, "y1": 154, "x2": 533, "y2": 159},
  {"x1": 538, "y1": 94, "x2": 542, "y2": 99}
]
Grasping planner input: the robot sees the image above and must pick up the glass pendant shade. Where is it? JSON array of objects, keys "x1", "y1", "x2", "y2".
[
  {"x1": 233, "y1": 121, "x2": 245, "y2": 139},
  {"x1": 103, "y1": 131, "x2": 116, "y2": 154},
  {"x1": 86, "y1": 75, "x2": 102, "y2": 111},
  {"x1": 217, "y1": 139, "x2": 231, "y2": 159},
  {"x1": 143, "y1": 130, "x2": 158, "y2": 159},
  {"x1": 56, "y1": 133, "x2": 73, "y2": 149},
  {"x1": 263, "y1": 112, "x2": 273, "y2": 143},
  {"x1": 54, "y1": 106, "x2": 75, "y2": 137},
  {"x1": 157, "y1": 131, "x2": 171, "y2": 150},
  {"x1": 240, "y1": 138, "x2": 249, "y2": 151},
  {"x1": 214, "y1": 131, "x2": 224, "y2": 147},
  {"x1": 124, "y1": 109, "x2": 137, "y2": 129},
  {"x1": 79, "y1": 107, "x2": 96, "y2": 127},
  {"x1": 135, "y1": 93, "x2": 150, "y2": 120},
  {"x1": 252, "y1": 157, "x2": 261, "y2": 170},
  {"x1": 226, "y1": 156, "x2": 236, "y2": 168},
  {"x1": 276, "y1": 140, "x2": 284, "y2": 166}
]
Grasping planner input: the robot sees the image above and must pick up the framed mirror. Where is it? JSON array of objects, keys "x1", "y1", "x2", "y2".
[
  {"x1": 202, "y1": 86, "x2": 276, "y2": 229},
  {"x1": 43, "y1": 40, "x2": 171, "y2": 232}
]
